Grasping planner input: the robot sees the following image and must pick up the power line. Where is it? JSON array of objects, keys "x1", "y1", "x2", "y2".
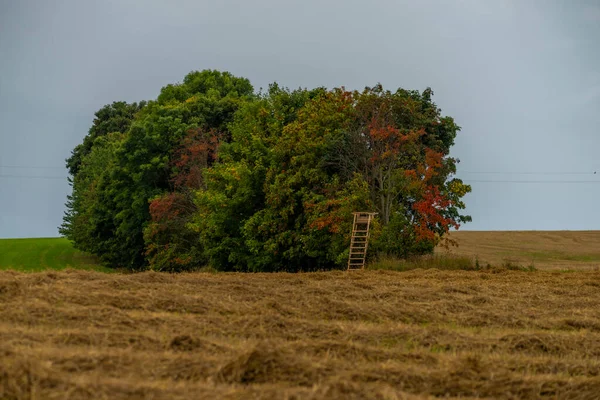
[
  {"x1": 0, "y1": 174, "x2": 67, "y2": 180},
  {"x1": 461, "y1": 171, "x2": 597, "y2": 175},
  {"x1": 0, "y1": 165, "x2": 68, "y2": 180},
  {"x1": 0, "y1": 165, "x2": 65, "y2": 169},
  {"x1": 463, "y1": 179, "x2": 600, "y2": 184}
]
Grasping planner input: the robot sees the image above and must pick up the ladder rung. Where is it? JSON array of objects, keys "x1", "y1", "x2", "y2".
[{"x1": 348, "y1": 212, "x2": 375, "y2": 270}]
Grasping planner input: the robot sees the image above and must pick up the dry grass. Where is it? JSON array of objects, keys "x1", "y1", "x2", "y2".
[
  {"x1": 2, "y1": 269, "x2": 600, "y2": 399},
  {"x1": 437, "y1": 231, "x2": 600, "y2": 270},
  {"x1": 369, "y1": 254, "x2": 485, "y2": 272}
]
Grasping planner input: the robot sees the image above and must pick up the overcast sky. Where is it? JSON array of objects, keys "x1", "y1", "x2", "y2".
[{"x1": 1, "y1": 0, "x2": 599, "y2": 238}]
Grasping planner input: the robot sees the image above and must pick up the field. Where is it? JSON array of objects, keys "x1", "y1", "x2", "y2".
[
  {"x1": 438, "y1": 231, "x2": 600, "y2": 270},
  {"x1": 0, "y1": 238, "x2": 109, "y2": 272},
  {"x1": 3, "y1": 231, "x2": 600, "y2": 274},
  {"x1": 2, "y1": 269, "x2": 600, "y2": 399}
]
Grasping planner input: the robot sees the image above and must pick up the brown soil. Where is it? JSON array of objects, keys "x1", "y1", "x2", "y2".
[{"x1": 1, "y1": 269, "x2": 600, "y2": 399}]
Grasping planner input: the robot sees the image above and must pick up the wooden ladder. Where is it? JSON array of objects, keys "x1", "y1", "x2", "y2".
[{"x1": 347, "y1": 212, "x2": 377, "y2": 270}]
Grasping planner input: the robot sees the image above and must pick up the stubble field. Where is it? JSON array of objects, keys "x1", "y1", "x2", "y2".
[
  {"x1": 439, "y1": 231, "x2": 600, "y2": 270},
  {"x1": 2, "y1": 268, "x2": 600, "y2": 399}
]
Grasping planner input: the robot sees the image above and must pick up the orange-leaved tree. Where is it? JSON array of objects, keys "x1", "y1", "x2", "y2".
[
  {"x1": 144, "y1": 128, "x2": 220, "y2": 271},
  {"x1": 323, "y1": 85, "x2": 471, "y2": 258}
]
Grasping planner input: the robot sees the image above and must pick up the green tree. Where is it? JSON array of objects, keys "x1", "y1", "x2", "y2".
[
  {"x1": 143, "y1": 128, "x2": 220, "y2": 271},
  {"x1": 193, "y1": 84, "x2": 327, "y2": 271},
  {"x1": 60, "y1": 132, "x2": 124, "y2": 258},
  {"x1": 102, "y1": 70, "x2": 253, "y2": 269},
  {"x1": 63, "y1": 74, "x2": 471, "y2": 272},
  {"x1": 62, "y1": 102, "x2": 142, "y2": 250},
  {"x1": 63, "y1": 70, "x2": 254, "y2": 270},
  {"x1": 66, "y1": 101, "x2": 145, "y2": 176},
  {"x1": 324, "y1": 85, "x2": 471, "y2": 256},
  {"x1": 196, "y1": 85, "x2": 470, "y2": 271}
]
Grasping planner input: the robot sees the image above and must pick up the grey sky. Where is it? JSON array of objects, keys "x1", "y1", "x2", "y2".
[{"x1": 1, "y1": 0, "x2": 599, "y2": 238}]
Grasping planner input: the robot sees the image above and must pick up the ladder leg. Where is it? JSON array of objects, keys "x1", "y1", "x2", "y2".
[{"x1": 348, "y1": 213, "x2": 375, "y2": 270}]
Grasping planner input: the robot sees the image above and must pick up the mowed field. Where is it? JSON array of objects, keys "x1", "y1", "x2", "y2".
[
  {"x1": 1, "y1": 233, "x2": 600, "y2": 398},
  {"x1": 438, "y1": 231, "x2": 600, "y2": 270},
  {"x1": 2, "y1": 269, "x2": 600, "y2": 399}
]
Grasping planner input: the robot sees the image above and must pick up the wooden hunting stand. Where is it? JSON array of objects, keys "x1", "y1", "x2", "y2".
[{"x1": 347, "y1": 212, "x2": 377, "y2": 270}]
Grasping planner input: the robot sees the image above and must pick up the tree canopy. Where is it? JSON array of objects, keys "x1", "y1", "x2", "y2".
[{"x1": 62, "y1": 70, "x2": 471, "y2": 272}]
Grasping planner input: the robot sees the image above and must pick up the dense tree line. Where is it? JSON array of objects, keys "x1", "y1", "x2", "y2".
[{"x1": 61, "y1": 70, "x2": 471, "y2": 271}]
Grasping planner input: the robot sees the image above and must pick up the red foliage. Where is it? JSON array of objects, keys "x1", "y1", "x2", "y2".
[
  {"x1": 145, "y1": 191, "x2": 198, "y2": 270},
  {"x1": 305, "y1": 199, "x2": 345, "y2": 234},
  {"x1": 144, "y1": 128, "x2": 221, "y2": 270},
  {"x1": 171, "y1": 128, "x2": 220, "y2": 190},
  {"x1": 409, "y1": 150, "x2": 459, "y2": 242},
  {"x1": 412, "y1": 185, "x2": 458, "y2": 241},
  {"x1": 420, "y1": 148, "x2": 444, "y2": 181},
  {"x1": 358, "y1": 99, "x2": 458, "y2": 243},
  {"x1": 148, "y1": 192, "x2": 190, "y2": 225}
]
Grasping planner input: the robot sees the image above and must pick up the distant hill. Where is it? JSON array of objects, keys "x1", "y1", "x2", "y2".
[{"x1": 438, "y1": 231, "x2": 600, "y2": 270}]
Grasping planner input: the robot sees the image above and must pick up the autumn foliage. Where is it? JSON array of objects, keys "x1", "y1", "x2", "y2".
[
  {"x1": 144, "y1": 128, "x2": 221, "y2": 271},
  {"x1": 62, "y1": 70, "x2": 471, "y2": 271}
]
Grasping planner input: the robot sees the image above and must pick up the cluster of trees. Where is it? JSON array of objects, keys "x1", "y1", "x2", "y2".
[{"x1": 61, "y1": 70, "x2": 471, "y2": 272}]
